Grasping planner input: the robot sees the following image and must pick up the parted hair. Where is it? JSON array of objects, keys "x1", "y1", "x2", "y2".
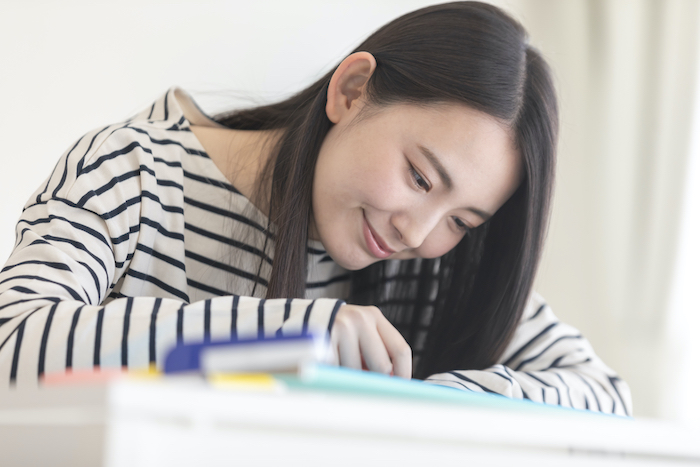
[{"x1": 216, "y1": 1, "x2": 558, "y2": 378}]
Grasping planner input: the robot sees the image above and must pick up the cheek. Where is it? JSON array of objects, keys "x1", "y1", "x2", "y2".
[{"x1": 415, "y1": 229, "x2": 464, "y2": 258}]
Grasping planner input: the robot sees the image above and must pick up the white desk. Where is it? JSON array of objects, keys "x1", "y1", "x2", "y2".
[{"x1": 1, "y1": 377, "x2": 699, "y2": 466}]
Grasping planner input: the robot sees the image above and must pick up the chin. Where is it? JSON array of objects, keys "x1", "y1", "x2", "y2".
[
  {"x1": 332, "y1": 256, "x2": 373, "y2": 271},
  {"x1": 324, "y1": 245, "x2": 374, "y2": 271}
]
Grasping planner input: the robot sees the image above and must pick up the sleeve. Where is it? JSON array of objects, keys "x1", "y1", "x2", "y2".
[
  {"x1": 0, "y1": 124, "x2": 343, "y2": 388},
  {"x1": 424, "y1": 293, "x2": 633, "y2": 416}
]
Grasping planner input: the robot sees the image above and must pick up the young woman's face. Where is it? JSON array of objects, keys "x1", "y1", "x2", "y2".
[{"x1": 311, "y1": 102, "x2": 522, "y2": 271}]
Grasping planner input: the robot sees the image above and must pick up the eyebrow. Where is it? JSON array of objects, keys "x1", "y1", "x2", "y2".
[
  {"x1": 418, "y1": 144, "x2": 453, "y2": 190},
  {"x1": 417, "y1": 144, "x2": 493, "y2": 222}
]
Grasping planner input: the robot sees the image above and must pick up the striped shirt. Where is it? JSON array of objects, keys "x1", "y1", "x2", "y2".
[{"x1": 0, "y1": 88, "x2": 632, "y2": 415}]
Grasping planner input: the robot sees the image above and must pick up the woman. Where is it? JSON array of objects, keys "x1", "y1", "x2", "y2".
[{"x1": 0, "y1": 2, "x2": 631, "y2": 414}]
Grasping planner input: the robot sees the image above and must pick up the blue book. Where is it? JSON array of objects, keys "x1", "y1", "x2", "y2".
[{"x1": 164, "y1": 334, "x2": 331, "y2": 374}]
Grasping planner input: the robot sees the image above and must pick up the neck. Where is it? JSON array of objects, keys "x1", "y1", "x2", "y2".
[{"x1": 190, "y1": 125, "x2": 283, "y2": 214}]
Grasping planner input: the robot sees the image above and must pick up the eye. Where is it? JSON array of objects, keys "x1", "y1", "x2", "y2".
[
  {"x1": 452, "y1": 216, "x2": 470, "y2": 232},
  {"x1": 409, "y1": 165, "x2": 430, "y2": 191}
]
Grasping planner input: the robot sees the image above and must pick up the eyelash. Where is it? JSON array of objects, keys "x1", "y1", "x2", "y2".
[
  {"x1": 408, "y1": 164, "x2": 469, "y2": 232},
  {"x1": 453, "y1": 217, "x2": 470, "y2": 232},
  {"x1": 409, "y1": 165, "x2": 430, "y2": 191}
]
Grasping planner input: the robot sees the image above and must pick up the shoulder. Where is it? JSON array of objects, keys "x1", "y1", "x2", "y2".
[
  {"x1": 87, "y1": 88, "x2": 199, "y2": 166},
  {"x1": 27, "y1": 89, "x2": 204, "y2": 211},
  {"x1": 520, "y1": 291, "x2": 549, "y2": 321}
]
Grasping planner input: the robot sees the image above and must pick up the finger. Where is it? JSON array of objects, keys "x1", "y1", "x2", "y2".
[
  {"x1": 328, "y1": 331, "x2": 340, "y2": 366},
  {"x1": 377, "y1": 319, "x2": 413, "y2": 379},
  {"x1": 335, "y1": 326, "x2": 363, "y2": 371},
  {"x1": 357, "y1": 325, "x2": 393, "y2": 375}
]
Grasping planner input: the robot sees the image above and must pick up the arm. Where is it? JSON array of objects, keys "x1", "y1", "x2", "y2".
[
  {"x1": 424, "y1": 293, "x2": 633, "y2": 416},
  {"x1": 0, "y1": 123, "x2": 342, "y2": 387}
]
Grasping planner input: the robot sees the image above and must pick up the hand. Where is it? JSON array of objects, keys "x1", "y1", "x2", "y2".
[{"x1": 329, "y1": 304, "x2": 412, "y2": 378}]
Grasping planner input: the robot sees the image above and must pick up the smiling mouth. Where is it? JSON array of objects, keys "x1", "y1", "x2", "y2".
[{"x1": 362, "y1": 210, "x2": 395, "y2": 259}]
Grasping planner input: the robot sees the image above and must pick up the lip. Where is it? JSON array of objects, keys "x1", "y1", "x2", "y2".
[{"x1": 362, "y1": 211, "x2": 395, "y2": 259}]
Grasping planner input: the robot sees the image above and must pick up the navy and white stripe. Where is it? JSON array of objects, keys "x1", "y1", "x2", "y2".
[
  {"x1": 0, "y1": 88, "x2": 345, "y2": 388},
  {"x1": 425, "y1": 293, "x2": 632, "y2": 415},
  {"x1": 0, "y1": 88, "x2": 631, "y2": 416}
]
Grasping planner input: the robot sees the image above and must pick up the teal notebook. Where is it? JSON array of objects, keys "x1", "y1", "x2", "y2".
[{"x1": 274, "y1": 364, "x2": 618, "y2": 419}]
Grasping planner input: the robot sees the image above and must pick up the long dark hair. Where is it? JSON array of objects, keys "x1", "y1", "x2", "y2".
[{"x1": 217, "y1": 1, "x2": 558, "y2": 378}]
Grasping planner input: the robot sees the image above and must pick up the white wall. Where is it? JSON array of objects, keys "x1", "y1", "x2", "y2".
[{"x1": 0, "y1": 0, "x2": 446, "y2": 263}]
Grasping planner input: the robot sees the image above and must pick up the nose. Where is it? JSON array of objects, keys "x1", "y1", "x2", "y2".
[{"x1": 391, "y1": 208, "x2": 441, "y2": 250}]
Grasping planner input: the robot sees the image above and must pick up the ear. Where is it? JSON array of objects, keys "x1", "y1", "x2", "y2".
[{"x1": 326, "y1": 51, "x2": 377, "y2": 124}]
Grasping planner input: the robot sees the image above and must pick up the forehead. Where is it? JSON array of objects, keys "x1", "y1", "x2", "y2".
[{"x1": 377, "y1": 101, "x2": 514, "y2": 147}]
